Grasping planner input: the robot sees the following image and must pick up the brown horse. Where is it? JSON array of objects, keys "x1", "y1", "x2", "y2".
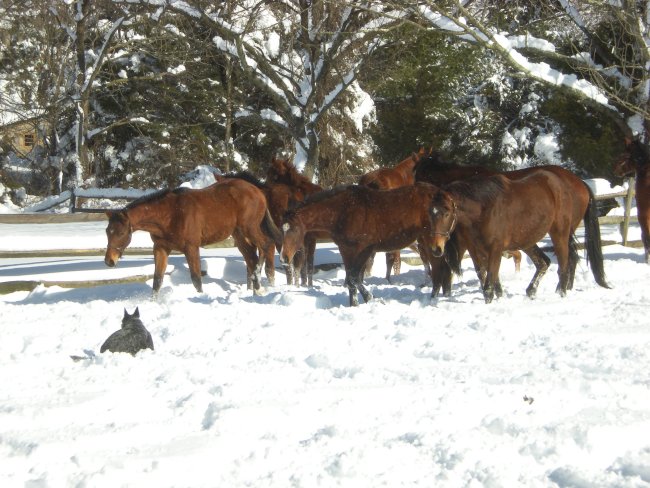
[
  {"x1": 358, "y1": 149, "x2": 425, "y2": 282},
  {"x1": 104, "y1": 178, "x2": 282, "y2": 294},
  {"x1": 279, "y1": 183, "x2": 460, "y2": 306},
  {"x1": 266, "y1": 157, "x2": 327, "y2": 286},
  {"x1": 613, "y1": 138, "x2": 650, "y2": 263},
  {"x1": 427, "y1": 170, "x2": 609, "y2": 303},
  {"x1": 413, "y1": 152, "x2": 586, "y2": 295}
]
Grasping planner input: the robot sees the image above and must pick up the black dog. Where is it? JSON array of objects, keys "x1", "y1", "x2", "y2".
[{"x1": 100, "y1": 307, "x2": 154, "y2": 356}]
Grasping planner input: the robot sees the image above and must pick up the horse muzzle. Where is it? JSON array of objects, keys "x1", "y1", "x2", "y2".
[
  {"x1": 104, "y1": 248, "x2": 122, "y2": 267},
  {"x1": 430, "y1": 245, "x2": 445, "y2": 258}
]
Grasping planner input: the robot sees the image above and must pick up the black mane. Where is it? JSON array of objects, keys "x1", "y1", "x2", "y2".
[
  {"x1": 125, "y1": 186, "x2": 190, "y2": 209},
  {"x1": 444, "y1": 175, "x2": 505, "y2": 203},
  {"x1": 283, "y1": 185, "x2": 351, "y2": 221},
  {"x1": 222, "y1": 170, "x2": 267, "y2": 189}
]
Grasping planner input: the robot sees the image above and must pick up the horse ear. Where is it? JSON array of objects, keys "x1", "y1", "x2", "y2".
[
  {"x1": 133, "y1": 307, "x2": 140, "y2": 318},
  {"x1": 123, "y1": 308, "x2": 129, "y2": 318}
]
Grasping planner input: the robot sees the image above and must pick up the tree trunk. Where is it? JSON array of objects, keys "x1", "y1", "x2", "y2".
[{"x1": 223, "y1": 57, "x2": 235, "y2": 173}]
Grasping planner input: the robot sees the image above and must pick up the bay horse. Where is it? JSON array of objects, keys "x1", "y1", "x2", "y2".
[
  {"x1": 266, "y1": 157, "x2": 327, "y2": 286},
  {"x1": 427, "y1": 169, "x2": 609, "y2": 303},
  {"x1": 613, "y1": 138, "x2": 650, "y2": 263},
  {"x1": 279, "y1": 183, "x2": 461, "y2": 306},
  {"x1": 413, "y1": 152, "x2": 590, "y2": 295},
  {"x1": 104, "y1": 178, "x2": 283, "y2": 294},
  {"x1": 358, "y1": 148, "x2": 427, "y2": 282}
]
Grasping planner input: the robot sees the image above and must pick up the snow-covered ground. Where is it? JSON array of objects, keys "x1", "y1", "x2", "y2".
[{"x1": 0, "y1": 219, "x2": 649, "y2": 487}]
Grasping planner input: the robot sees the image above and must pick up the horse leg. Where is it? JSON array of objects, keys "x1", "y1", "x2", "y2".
[
  {"x1": 184, "y1": 246, "x2": 204, "y2": 293},
  {"x1": 354, "y1": 268, "x2": 373, "y2": 303},
  {"x1": 551, "y1": 235, "x2": 572, "y2": 297},
  {"x1": 567, "y1": 237, "x2": 579, "y2": 290},
  {"x1": 427, "y1": 254, "x2": 449, "y2": 298},
  {"x1": 152, "y1": 244, "x2": 170, "y2": 294},
  {"x1": 305, "y1": 234, "x2": 317, "y2": 287},
  {"x1": 293, "y1": 248, "x2": 307, "y2": 286},
  {"x1": 385, "y1": 250, "x2": 400, "y2": 283},
  {"x1": 234, "y1": 234, "x2": 262, "y2": 292},
  {"x1": 344, "y1": 270, "x2": 360, "y2": 306},
  {"x1": 483, "y1": 251, "x2": 503, "y2": 304},
  {"x1": 353, "y1": 249, "x2": 375, "y2": 303},
  {"x1": 364, "y1": 252, "x2": 375, "y2": 279},
  {"x1": 523, "y1": 245, "x2": 550, "y2": 298},
  {"x1": 262, "y1": 243, "x2": 275, "y2": 287}
]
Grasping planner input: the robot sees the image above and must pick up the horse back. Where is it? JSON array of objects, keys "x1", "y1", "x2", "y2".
[
  {"x1": 337, "y1": 184, "x2": 435, "y2": 244},
  {"x1": 175, "y1": 179, "x2": 266, "y2": 245}
]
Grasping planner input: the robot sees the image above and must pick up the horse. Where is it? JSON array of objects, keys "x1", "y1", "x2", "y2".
[
  {"x1": 358, "y1": 148, "x2": 427, "y2": 282},
  {"x1": 266, "y1": 157, "x2": 327, "y2": 286},
  {"x1": 426, "y1": 169, "x2": 609, "y2": 303},
  {"x1": 104, "y1": 178, "x2": 283, "y2": 295},
  {"x1": 413, "y1": 151, "x2": 587, "y2": 295},
  {"x1": 279, "y1": 183, "x2": 461, "y2": 306},
  {"x1": 613, "y1": 138, "x2": 650, "y2": 263}
]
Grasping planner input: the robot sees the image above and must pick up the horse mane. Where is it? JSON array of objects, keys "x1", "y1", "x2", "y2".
[
  {"x1": 444, "y1": 175, "x2": 506, "y2": 203},
  {"x1": 125, "y1": 187, "x2": 190, "y2": 209},
  {"x1": 629, "y1": 140, "x2": 649, "y2": 167},
  {"x1": 270, "y1": 158, "x2": 316, "y2": 188},
  {"x1": 221, "y1": 170, "x2": 266, "y2": 189},
  {"x1": 283, "y1": 185, "x2": 350, "y2": 220}
]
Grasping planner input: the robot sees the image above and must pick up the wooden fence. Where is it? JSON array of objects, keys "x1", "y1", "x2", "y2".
[
  {"x1": 0, "y1": 178, "x2": 639, "y2": 245},
  {"x1": 590, "y1": 177, "x2": 636, "y2": 245}
]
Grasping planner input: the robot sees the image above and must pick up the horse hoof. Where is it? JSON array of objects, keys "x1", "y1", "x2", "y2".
[{"x1": 253, "y1": 287, "x2": 266, "y2": 296}]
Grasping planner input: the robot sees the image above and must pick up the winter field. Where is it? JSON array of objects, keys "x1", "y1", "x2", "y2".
[{"x1": 0, "y1": 211, "x2": 649, "y2": 488}]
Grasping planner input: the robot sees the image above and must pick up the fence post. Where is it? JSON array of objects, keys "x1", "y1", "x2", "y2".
[
  {"x1": 69, "y1": 188, "x2": 76, "y2": 213},
  {"x1": 621, "y1": 176, "x2": 635, "y2": 246}
]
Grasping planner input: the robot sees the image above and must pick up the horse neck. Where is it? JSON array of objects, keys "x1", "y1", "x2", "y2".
[
  {"x1": 396, "y1": 157, "x2": 416, "y2": 172},
  {"x1": 126, "y1": 198, "x2": 173, "y2": 234},
  {"x1": 446, "y1": 190, "x2": 481, "y2": 225},
  {"x1": 394, "y1": 159, "x2": 416, "y2": 184},
  {"x1": 295, "y1": 199, "x2": 338, "y2": 232}
]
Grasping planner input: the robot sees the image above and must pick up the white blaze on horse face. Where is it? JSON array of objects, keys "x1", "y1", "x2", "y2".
[{"x1": 282, "y1": 223, "x2": 291, "y2": 233}]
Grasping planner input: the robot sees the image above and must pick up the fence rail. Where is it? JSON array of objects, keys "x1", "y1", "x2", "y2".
[
  {"x1": 590, "y1": 177, "x2": 635, "y2": 245},
  {"x1": 0, "y1": 178, "x2": 639, "y2": 245}
]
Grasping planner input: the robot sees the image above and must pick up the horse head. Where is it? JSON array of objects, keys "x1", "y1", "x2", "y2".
[
  {"x1": 104, "y1": 210, "x2": 133, "y2": 267},
  {"x1": 279, "y1": 216, "x2": 306, "y2": 267},
  {"x1": 428, "y1": 191, "x2": 457, "y2": 257},
  {"x1": 614, "y1": 138, "x2": 646, "y2": 177},
  {"x1": 267, "y1": 157, "x2": 290, "y2": 184}
]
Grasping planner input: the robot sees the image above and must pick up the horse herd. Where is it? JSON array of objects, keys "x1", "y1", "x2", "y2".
[{"x1": 104, "y1": 142, "x2": 649, "y2": 306}]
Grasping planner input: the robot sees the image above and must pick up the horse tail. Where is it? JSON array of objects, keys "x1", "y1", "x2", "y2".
[
  {"x1": 262, "y1": 208, "x2": 283, "y2": 249},
  {"x1": 582, "y1": 183, "x2": 610, "y2": 288}
]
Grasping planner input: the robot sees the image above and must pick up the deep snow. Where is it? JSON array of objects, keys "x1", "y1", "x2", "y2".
[{"x1": 0, "y1": 218, "x2": 649, "y2": 488}]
